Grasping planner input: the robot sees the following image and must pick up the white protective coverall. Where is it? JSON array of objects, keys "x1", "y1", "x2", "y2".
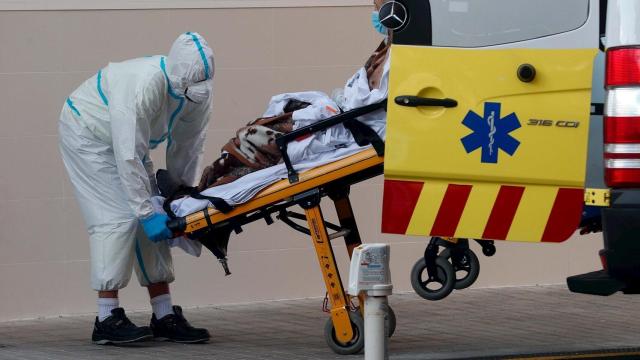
[{"x1": 58, "y1": 32, "x2": 214, "y2": 291}]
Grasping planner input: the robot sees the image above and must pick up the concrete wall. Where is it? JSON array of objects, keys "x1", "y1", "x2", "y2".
[{"x1": 0, "y1": 5, "x2": 604, "y2": 322}]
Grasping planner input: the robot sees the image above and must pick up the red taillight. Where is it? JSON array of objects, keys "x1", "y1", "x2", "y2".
[
  {"x1": 605, "y1": 166, "x2": 640, "y2": 187},
  {"x1": 605, "y1": 47, "x2": 640, "y2": 188},
  {"x1": 605, "y1": 116, "x2": 640, "y2": 143},
  {"x1": 606, "y1": 47, "x2": 640, "y2": 87}
]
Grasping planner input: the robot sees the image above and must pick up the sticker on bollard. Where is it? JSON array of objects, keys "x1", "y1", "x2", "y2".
[{"x1": 348, "y1": 244, "x2": 393, "y2": 297}]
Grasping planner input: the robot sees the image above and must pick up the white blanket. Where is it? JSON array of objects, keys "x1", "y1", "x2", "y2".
[{"x1": 163, "y1": 56, "x2": 390, "y2": 257}]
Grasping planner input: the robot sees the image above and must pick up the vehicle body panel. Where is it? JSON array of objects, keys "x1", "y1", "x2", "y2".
[{"x1": 382, "y1": 0, "x2": 599, "y2": 243}]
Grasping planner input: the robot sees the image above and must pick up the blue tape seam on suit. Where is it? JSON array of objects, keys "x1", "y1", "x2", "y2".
[
  {"x1": 97, "y1": 69, "x2": 109, "y2": 106},
  {"x1": 135, "y1": 237, "x2": 152, "y2": 285},
  {"x1": 157, "y1": 56, "x2": 185, "y2": 149},
  {"x1": 66, "y1": 98, "x2": 81, "y2": 117},
  {"x1": 186, "y1": 31, "x2": 211, "y2": 80}
]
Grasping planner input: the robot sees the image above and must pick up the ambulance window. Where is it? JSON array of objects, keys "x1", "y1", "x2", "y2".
[{"x1": 430, "y1": 0, "x2": 590, "y2": 47}]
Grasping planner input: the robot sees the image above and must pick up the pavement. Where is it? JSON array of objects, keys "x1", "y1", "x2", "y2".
[{"x1": 1, "y1": 285, "x2": 640, "y2": 360}]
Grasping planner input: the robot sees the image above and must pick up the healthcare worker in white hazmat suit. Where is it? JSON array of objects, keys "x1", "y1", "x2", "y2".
[{"x1": 59, "y1": 32, "x2": 214, "y2": 345}]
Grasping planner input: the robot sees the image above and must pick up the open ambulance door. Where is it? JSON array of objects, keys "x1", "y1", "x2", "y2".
[{"x1": 381, "y1": 0, "x2": 600, "y2": 243}]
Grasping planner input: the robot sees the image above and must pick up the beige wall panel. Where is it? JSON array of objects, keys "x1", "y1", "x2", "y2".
[
  {"x1": 56, "y1": 10, "x2": 174, "y2": 72},
  {"x1": 60, "y1": 260, "x2": 100, "y2": 315},
  {"x1": 0, "y1": 136, "x2": 65, "y2": 202},
  {"x1": 0, "y1": 0, "x2": 373, "y2": 11},
  {"x1": 0, "y1": 11, "x2": 65, "y2": 73},
  {"x1": 0, "y1": 6, "x2": 605, "y2": 322},
  {"x1": 171, "y1": 248, "x2": 333, "y2": 306},
  {"x1": 272, "y1": 7, "x2": 377, "y2": 68},
  {"x1": 208, "y1": 68, "x2": 279, "y2": 132},
  {"x1": 0, "y1": 198, "x2": 67, "y2": 265},
  {"x1": 0, "y1": 73, "x2": 69, "y2": 137},
  {"x1": 167, "y1": 9, "x2": 277, "y2": 70},
  {"x1": 0, "y1": 262, "x2": 68, "y2": 320}
]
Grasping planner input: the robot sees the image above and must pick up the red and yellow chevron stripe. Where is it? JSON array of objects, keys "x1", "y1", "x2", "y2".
[{"x1": 381, "y1": 179, "x2": 583, "y2": 243}]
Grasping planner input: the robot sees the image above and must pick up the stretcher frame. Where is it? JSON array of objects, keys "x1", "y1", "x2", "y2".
[{"x1": 167, "y1": 101, "x2": 387, "y2": 348}]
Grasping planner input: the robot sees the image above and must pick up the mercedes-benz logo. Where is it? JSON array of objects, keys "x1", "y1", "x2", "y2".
[{"x1": 379, "y1": 1, "x2": 408, "y2": 31}]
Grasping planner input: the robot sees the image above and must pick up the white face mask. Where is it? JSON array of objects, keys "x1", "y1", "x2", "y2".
[{"x1": 184, "y1": 81, "x2": 212, "y2": 104}]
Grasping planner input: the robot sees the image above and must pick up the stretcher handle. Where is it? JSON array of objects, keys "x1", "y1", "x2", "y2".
[
  {"x1": 276, "y1": 99, "x2": 387, "y2": 183},
  {"x1": 395, "y1": 96, "x2": 457, "y2": 108}
]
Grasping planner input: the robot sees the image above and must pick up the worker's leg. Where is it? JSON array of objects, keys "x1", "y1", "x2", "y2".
[
  {"x1": 58, "y1": 109, "x2": 152, "y2": 344},
  {"x1": 133, "y1": 225, "x2": 175, "y2": 290},
  {"x1": 134, "y1": 229, "x2": 211, "y2": 343},
  {"x1": 147, "y1": 282, "x2": 172, "y2": 321},
  {"x1": 87, "y1": 222, "x2": 138, "y2": 294},
  {"x1": 133, "y1": 225, "x2": 175, "y2": 320},
  {"x1": 147, "y1": 282, "x2": 170, "y2": 298}
]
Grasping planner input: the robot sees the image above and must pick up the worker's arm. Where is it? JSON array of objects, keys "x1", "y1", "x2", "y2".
[{"x1": 109, "y1": 72, "x2": 165, "y2": 219}]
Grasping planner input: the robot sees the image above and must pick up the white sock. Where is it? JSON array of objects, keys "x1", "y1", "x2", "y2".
[
  {"x1": 150, "y1": 294, "x2": 174, "y2": 319},
  {"x1": 97, "y1": 298, "x2": 119, "y2": 322}
]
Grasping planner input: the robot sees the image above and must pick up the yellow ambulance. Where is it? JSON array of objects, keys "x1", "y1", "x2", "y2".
[{"x1": 380, "y1": 0, "x2": 640, "y2": 298}]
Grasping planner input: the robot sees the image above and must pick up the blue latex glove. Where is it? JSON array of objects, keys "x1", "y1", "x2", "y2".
[{"x1": 140, "y1": 213, "x2": 173, "y2": 243}]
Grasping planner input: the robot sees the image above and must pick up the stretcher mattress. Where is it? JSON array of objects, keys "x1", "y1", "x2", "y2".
[{"x1": 168, "y1": 143, "x2": 376, "y2": 218}]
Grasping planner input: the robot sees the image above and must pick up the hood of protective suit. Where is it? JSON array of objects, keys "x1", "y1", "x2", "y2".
[{"x1": 166, "y1": 32, "x2": 215, "y2": 98}]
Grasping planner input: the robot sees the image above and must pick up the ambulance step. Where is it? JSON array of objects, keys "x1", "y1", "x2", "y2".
[{"x1": 566, "y1": 270, "x2": 625, "y2": 296}]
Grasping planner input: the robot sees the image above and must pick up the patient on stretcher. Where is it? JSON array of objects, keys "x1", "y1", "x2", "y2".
[
  {"x1": 197, "y1": 40, "x2": 390, "y2": 191},
  {"x1": 159, "y1": 3, "x2": 391, "y2": 259},
  {"x1": 160, "y1": 38, "x2": 391, "y2": 221}
]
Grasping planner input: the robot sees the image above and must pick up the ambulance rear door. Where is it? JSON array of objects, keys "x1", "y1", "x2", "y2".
[{"x1": 382, "y1": 0, "x2": 599, "y2": 243}]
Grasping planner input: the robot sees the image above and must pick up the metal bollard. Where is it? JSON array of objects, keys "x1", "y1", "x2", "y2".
[
  {"x1": 348, "y1": 244, "x2": 393, "y2": 360},
  {"x1": 364, "y1": 295, "x2": 389, "y2": 360}
]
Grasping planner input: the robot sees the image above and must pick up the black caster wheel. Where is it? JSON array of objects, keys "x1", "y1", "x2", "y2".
[
  {"x1": 410, "y1": 256, "x2": 455, "y2": 301},
  {"x1": 481, "y1": 242, "x2": 496, "y2": 257},
  {"x1": 387, "y1": 305, "x2": 396, "y2": 338},
  {"x1": 324, "y1": 311, "x2": 365, "y2": 355},
  {"x1": 440, "y1": 248, "x2": 480, "y2": 290}
]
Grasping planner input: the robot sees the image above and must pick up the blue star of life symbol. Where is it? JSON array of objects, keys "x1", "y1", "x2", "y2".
[{"x1": 460, "y1": 102, "x2": 521, "y2": 164}]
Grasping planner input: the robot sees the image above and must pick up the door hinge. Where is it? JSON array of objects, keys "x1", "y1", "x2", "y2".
[{"x1": 584, "y1": 188, "x2": 611, "y2": 207}]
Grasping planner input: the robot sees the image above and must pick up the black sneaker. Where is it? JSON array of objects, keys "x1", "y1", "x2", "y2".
[
  {"x1": 92, "y1": 308, "x2": 153, "y2": 345},
  {"x1": 150, "y1": 305, "x2": 211, "y2": 343}
]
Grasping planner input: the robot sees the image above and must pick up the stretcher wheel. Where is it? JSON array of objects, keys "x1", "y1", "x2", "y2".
[
  {"x1": 324, "y1": 311, "x2": 365, "y2": 355},
  {"x1": 440, "y1": 248, "x2": 480, "y2": 290},
  {"x1": 387, "y1": 305, "x2": 396, "y2": 338},
  {"x1": 482, "y1": 243, "x2": 496, "y2": 257},
  {"x1": 410, "y1": 256, "x2": 455, "y2": 301}
]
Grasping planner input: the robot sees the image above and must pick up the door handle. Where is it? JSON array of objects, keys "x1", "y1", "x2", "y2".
[{"x1": 395, "y1": 96, "x2": 458, "y2": 108}]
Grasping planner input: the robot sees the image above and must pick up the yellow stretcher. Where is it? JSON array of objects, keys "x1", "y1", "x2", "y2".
[
  {"x1": 183, "y1": 149, "x2": 381, "y2": 347},
  {"x1": 166, "y1": 101, "x2": 391, "y2": 355}
]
